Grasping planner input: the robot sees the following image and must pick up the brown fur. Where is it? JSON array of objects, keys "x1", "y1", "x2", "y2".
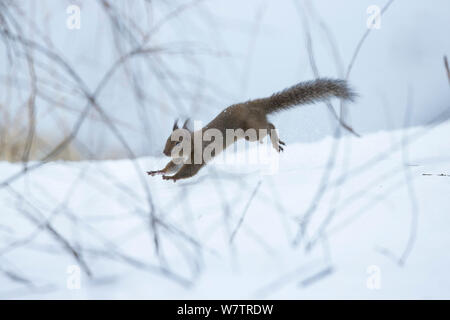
[{"x1": 148, "y1": 78, "x2": 356, "y2": 182}]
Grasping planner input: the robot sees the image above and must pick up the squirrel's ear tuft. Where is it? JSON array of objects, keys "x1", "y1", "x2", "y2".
[
  {"x1": 182, "y1": 118, "x2": 191, "y2": 131},
  {"x1": 172, "y1": 118, "x2": 179, "y2": 131}
]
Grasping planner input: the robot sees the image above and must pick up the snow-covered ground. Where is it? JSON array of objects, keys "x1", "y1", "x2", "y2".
[{"x1": 1, "y1": 121, "x2": 450, "y2": 299}]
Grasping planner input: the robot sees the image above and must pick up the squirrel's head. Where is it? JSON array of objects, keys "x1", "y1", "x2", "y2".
[{"x1": 163, "y1": 119, "x2": 191, "y2": 157}]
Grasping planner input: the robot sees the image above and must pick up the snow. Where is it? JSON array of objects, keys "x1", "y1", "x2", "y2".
[{"x1": 1, "y1": 121, "x2": 450, "y2": 299}]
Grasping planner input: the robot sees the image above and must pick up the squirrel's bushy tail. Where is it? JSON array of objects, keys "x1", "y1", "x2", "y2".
[{"x1": 261, "y1": 78, "x2": 356, "y2": 114}]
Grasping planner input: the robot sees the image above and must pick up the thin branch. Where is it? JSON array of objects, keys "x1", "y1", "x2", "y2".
[{"x1": 229, "y1": 180, "x2": 262, "y2": 243}]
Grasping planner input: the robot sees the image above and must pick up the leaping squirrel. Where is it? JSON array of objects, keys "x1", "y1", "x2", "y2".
[{"x1": 148, "y1": 78, "x2": 356, "y2": 182}]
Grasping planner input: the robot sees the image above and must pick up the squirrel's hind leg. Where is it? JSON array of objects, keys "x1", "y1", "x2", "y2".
[
  {"x1": 267, "y1": 122, "x2": 285, "y2": 152},
  {"x1": 162, "y1": 163, "x2": 205, "y2": 182},
  {"x1": 147, "y1": 160, "x2": 181, "y2": 176}
]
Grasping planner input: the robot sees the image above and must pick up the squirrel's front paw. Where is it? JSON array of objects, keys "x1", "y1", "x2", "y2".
[{"x1": 147, "y1": 170, "x2": 163, "y2": 176}]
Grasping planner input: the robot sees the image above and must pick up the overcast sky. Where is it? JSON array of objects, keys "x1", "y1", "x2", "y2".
[{"x1": 1, "y1": 0, "x2": 449, "y2": 156}]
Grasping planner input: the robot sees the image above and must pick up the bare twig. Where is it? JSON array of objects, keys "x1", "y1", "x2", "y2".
[
  {"x1": 229, "y1": 180, "x2": 262, "y2": 243},
  {"x1": 445, "y1": 55, "x2": 450, "y2": 86}
]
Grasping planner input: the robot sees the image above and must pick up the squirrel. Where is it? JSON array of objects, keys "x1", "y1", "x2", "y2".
[{"x1": 148, "y1": 78, "x2": 356, "y2": 182}]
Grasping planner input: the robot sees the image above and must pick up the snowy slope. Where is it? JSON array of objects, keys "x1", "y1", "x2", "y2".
[{"x1": 1, "y1": 121, "x2": 450, "y2": 299}]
